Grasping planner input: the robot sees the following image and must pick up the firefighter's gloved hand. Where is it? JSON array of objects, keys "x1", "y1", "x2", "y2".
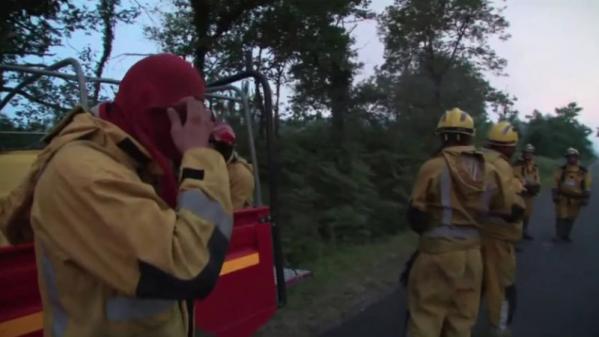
[
  {"x1": 406, "y1": 206, "x2": 430, "y2": 234},
  {"x1": 552, "y1": 189, "x2": 560, "y2": 203},
  {"x1": 508, "y1": 204, "x2": 525, "y2": 223},
  {"x1": 526, "y1": 184, "x2": 540, "y2": 196},
  {"x1": 399, "y1": 251, "x2": 418, "y2": 288}
]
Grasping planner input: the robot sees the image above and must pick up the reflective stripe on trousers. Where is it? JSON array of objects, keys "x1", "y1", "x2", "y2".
[
  {"x1": 106, "y1": 297, "x2": 175, "y2": 321},
  {"x1": 40, "y1": 249, "x2": 68, "y2": 337}
]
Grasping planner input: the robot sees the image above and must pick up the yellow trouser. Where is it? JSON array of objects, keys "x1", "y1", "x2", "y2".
[
  {"x1": 522, "y1": 196, "x2": 534, "y2": 236},
  {"x1": 482, "y1": 237, "x2": 517, "y2": 330},
  {"x1": 555, "y1": 197, "x2": 582, "y2": 219},
  {"x1": 523, "y1": 196, "x2": 534, "y2": 219},
  {"x1": 408, "y1": 247, "x2": 483, "y2": 337}
]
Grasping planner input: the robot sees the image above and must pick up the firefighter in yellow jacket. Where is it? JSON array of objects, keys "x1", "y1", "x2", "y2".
[
  {"x1": 405, "y1": 108, "x2": 517, "y2": 337},
  {"x1": 552, "y1": 147, "x2": 591, "y2": 242},
  {"x1": 481, "y1": 121, "x2": 526, "y2": 337},
  {"x1": 513, "y1": 144, "x2": 541, "y2": 240},
  {"x1": 211, "y1": 122, "x2": 255, "y2": 210},
  {"x1": 0, "y1": 54, "x2": 232, "y2": 337}
]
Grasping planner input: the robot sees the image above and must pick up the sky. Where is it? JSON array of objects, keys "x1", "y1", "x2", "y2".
[
  {"x1": 351, "y1": 0, "x2": 599, "y2": 148},
  {"x1": 52, "y1": 0, "x2": 599, "y2": 148}
]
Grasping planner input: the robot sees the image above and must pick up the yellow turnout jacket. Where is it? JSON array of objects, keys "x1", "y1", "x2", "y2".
[{"x1": 0, "y1": 108, "x2": 232, "y2": 337}]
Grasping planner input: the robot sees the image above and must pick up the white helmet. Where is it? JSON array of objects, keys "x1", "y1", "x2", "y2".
[
  {"x1": 565, "y1": 147, "x2": 580, "y2": 157},
  {"x1": 523, "y1": 144, "x2": 535, "y2": 153}
]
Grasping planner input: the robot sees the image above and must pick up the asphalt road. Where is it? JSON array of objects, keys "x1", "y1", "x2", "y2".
[{"x1": 323, "y1": 166, "x2": 599, "y2": 337}]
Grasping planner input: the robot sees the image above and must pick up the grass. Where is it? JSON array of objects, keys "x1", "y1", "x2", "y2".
[{"x1": 254, "y1": 233, "x2": 418, "y2": 337}]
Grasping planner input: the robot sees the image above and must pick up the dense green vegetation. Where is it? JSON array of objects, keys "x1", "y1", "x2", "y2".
[{"x1": 1, "y1": 0, "x2": 595, "y2": 265}]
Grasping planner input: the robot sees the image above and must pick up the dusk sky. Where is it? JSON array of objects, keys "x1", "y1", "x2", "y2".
[
  {"x1": 353, "y1": 0, "x2": 599, "y2": 148},
  {"x1": 60, "y1": 0, "x2": 599, "y2": 148}
]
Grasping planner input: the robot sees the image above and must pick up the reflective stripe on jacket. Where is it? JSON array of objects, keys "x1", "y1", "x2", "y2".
[{"x1": 408, "y1": 145, "x2": 512, "y2": 253}]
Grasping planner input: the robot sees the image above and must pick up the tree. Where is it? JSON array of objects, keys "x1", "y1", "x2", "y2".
[
  {"x1": 522, "y1": 102, "x2": 594, "y2": 160},
  {"x1": 0, "y1": 0, "x2": 139, "y2": 130},
  {"x1": 357, "y1": 55, "x2": 497, "y2": 153},
  {"x1": 0, "y1": 0, "x2": 86, "y2": 64},
  {"x1": 147, "y1": 0, "x2": 372, "y2": 137},
  {"x1": 379, "y1": 0, "x2": 510, "y2": 109}
]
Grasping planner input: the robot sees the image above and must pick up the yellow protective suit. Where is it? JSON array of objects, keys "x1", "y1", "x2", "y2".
[
  {"x1": 0, "y1": 150, "x2": 39, "y2": 246},
  {"x1": 481, "y1": 149, "x2": 525, "y2": 335},
  {"x1": 406, "y1": 145, "x2": 513, "y2": 337},
  {"x1": 227, "y1": 152, "x2": 255, "y2": 210},
  {"x1": 0, "y1": 108, "x2": 233, "y2": 337},
  {"x1": 553, "y1": 164, "x2": 591, "y2": 239},
  {"x1": 513, "y1": 158, "x2": 540, "y2": 236}
]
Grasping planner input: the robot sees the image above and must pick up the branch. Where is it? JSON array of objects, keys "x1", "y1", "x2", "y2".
[
  {"x1": 212, "y1": 0, "x2": 273, "y2": 39},
  {"x1": 93, "y1": 0, "x2": 117, "y2": 101},
  {"x1": 446, "y1": 14, "x2": 472, "y2": 70},
  {"x1": 2, "y1": 51, "x2": 55, "y2": 57},
  {"x1": 2, "y1": 86, "x2": 70, "y2": 112},
  {"x1": 130, "y1": 0, "x2": 158, "y2": 26},
  {"x1": 110, "y1": 52, "x2": 154, "y2": 59}
]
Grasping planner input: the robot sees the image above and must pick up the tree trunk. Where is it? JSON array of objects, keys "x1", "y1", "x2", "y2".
[
  {"x1": 328, "y1": 61, "x2": 353, "y2": 173},
  {"x1": 189, "y1": 0, "x2": 211, "y2": 74},
  {"x1": 249, "y1": 48, "x2": 267, "y2": 138},
  {"x1": 329, "y1": 62, "x2": 351, "y2": 145},
  {"x1": 93, "y1": 0, "x2": 116, "y2": 103},
  {"x1": 274, "y1": 65, "x2": 284, "y2": 137},
  {"x1": 432, "y1": 74, "x2": 442, "y2": 110}
]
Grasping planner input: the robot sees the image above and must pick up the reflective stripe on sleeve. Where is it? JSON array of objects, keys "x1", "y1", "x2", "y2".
[{"x1": 179, "y1": 189, "x2": 233, "y2": 239}]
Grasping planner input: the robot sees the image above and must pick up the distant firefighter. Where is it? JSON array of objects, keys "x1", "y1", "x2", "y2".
[
  {"x1": 552, "y1": 147, "x2": 591, "y2": 242},
  {"x1": 513, "y1": 144, "x2": 541, "y2": 240}
]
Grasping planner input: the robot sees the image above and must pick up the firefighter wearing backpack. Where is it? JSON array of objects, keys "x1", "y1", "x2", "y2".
[
  {"x1": 405, "y1": 108, "x2": 517, "y2": 337},
  {"x1": 211, "y1": 122, "x2": 255, "y2": 210},
  {"x1": 552, "y1": 147, "x2": 591, "y2": 242},
  {"x1": 481, "y1": 121, "x2": 526, "y2": 337},
  {"x1": 513, "y1": 144, "x2": 541, "y2": 240}
]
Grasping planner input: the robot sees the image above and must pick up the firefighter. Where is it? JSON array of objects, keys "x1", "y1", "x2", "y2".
[
  {"x1": 513, "y1": 144, "x2": 541, "y2": 240},
  {"x1": 481, "y1": 121, "x2": 526, "y2": 337},
  {"x1": 405, "y1": 108, "x2": 516, "y2": 337},
  {"x1": 552, "y1": 147, "x2": 592, "y2": 242},
  {"x1": 0, "y1": 54, "x2": 232, "y2": 337},
  {"x1": 211, "y1": 122, "x2": 255, "y2": 210}
]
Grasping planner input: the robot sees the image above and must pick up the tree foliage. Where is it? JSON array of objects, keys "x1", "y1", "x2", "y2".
[
  {"x1": 0, "y1": 0, "x2": 596, "y2": 266},
  {"x1": 0, "y1": 0, "x2": 139, "y2": 128},
  {"x1": 147, "y1": 0, "x2": 372, "y2": 137},
  {"x1": 379, "y1": 0, "x2": 510, "y2": 112},
  {"x1": 521, "y1": 102, "x2": 595, "y2": 160}
]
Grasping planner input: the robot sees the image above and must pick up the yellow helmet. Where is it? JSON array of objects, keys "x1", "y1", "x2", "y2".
[
  {"x1": 487, "y1": 121, "x2": 518, "y2": 146},
  {"x1": 436, "y1": 108, "x2": 475, "y2": 136}
]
